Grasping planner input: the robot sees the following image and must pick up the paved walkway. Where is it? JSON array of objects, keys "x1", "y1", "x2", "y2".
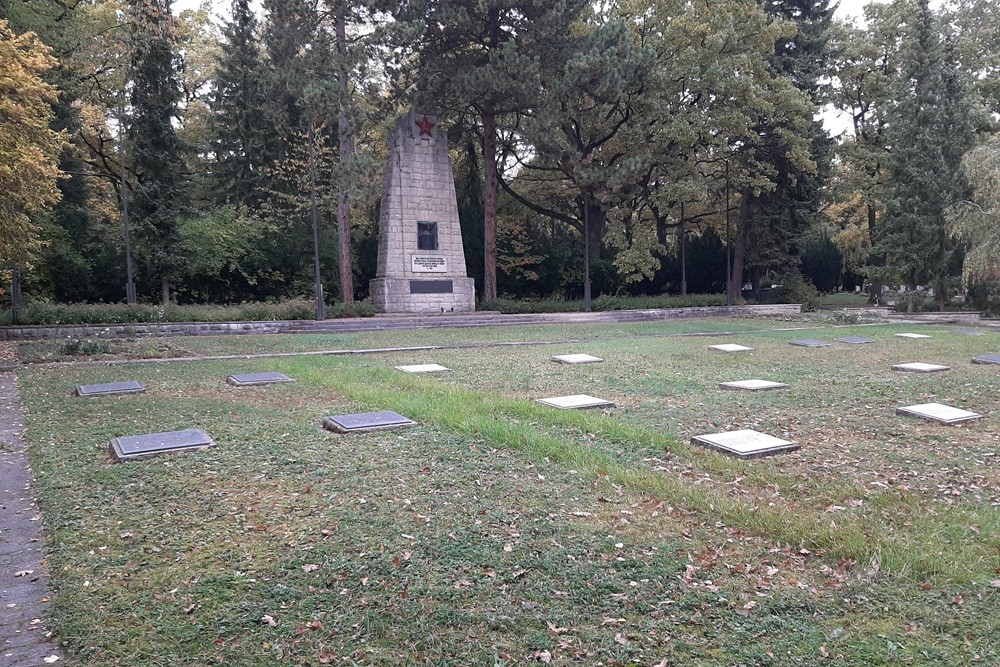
[{"x1": 0, "y1": 372, "x2": 62, "y2": 666}]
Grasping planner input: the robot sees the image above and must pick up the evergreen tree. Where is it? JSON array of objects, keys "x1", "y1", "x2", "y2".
[
  {"x1": 876, "y1": 0, "x2": 981, "y2": 312},
  {"x1": 127, "y1": 0, "x2": 189, "y2": 304},
  {"x1": 209, "y1": 0, "x2": 268, "y2": 210}
]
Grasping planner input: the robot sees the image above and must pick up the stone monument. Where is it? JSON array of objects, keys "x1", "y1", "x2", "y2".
[{"x1": 370, "y1": 111, "x2": 476, "y2": 313}]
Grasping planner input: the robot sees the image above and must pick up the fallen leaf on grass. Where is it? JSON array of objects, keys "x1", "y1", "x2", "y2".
[
  {"x1": 261, "y1": 614, "x2": 277, "y2": 627},
  {"x1": 302, "y1": 564, "x2": 319, "y2": 573},
  {"x1": 43, "y1": 657, "x2": 59, "y2": 664},
  {"x1": 14, "y1": 570, "x2": 33, "y2": 577},
  {"x1": 534, "y1": 649, "x2": 552, "y2": 663},
  {"x1": 547, "y1": 621, "x2": 568, "y2": 635}
]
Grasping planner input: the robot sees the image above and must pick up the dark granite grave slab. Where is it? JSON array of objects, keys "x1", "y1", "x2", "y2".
[
  {"x1": 323, "y1": 411, "x2": 417, "y2": 433},
  {"x1": 972, "y1": 354, "x2": 1000, "y2": 365},
  {"x1": 76, "y1": 380, "x2": 145, "y2": 397},
  {"x1": 110, "y1": 428, "x2": 216, "y2": 462},
  {"x1": 836, "y1": 336, "x2": 875, "y2": 344},
  {"x1": 227, "y1": 372, "x2": 294, "y2": 386},
  {"x1": 788, "y1": 339, "x2": 832, "y2": 348}
]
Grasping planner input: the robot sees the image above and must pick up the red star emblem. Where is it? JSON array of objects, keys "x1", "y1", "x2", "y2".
[{"x1": 416, "y1": 115, "x2": 435, "y2": 136}]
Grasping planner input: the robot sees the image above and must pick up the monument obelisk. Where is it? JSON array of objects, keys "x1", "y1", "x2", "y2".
[{"x1": 369, "y1": 111, "x2": 476, "y2": 313}]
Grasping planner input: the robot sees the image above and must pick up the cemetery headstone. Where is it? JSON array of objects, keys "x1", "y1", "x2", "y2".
[
  {"x1": 952, "y1": 329, "x2": 983, "y2": 336},
  {"x1": 323, "y1": 411, "x2": 417, "y2": 433},
  {"x1": 896, "y1": 402, "x2": 982, "y2": 425},
  {"x1": 76, "y1": 380, "x2": 145, "y2": 397},
  {"x1": 534, "y1": 394, "x2": 615, "y2": 410},
  {"x1": 691, "y1": 429, "x2": 799, "y2": 458},
  {"x1": 971, "y1": 354, "x2": 1000, "y2": 365},
  {"x1": 789, "y1": 339, "x2": 832, "y2": 348},
  {"x1": 227, "y1": 372, "x2": 295, "y2": 386},
  {"x1": 395, "y1": 364, "x2": 451, "y2": 374},
  {"x1": 895, "y1": 333, "x2": 932, "y2": 339},
  {"x1": 551, "y1": 353, "x2": 604, "y2": 364},
  {"x1": 718, "y1": 379, "x2": 789, "y2": 391},
  {"x1": 110, "y1": 428, "x2": 216, "y2": 462},
  {"x1": 891, "y1": 362, "x2": 951, "y2": 373},
  {"x1": 708, "y1": 344, "x2": 754, "y2": 353},
  {"x1": 836, "y1": 336, "x2": 875, "y2": 344},
  {"x1": 369, "y1": 111, "x2": 475, "y2": 313}
]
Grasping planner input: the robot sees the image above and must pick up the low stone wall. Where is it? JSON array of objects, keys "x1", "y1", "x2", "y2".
[
  {"x1": 887, "y1": 311, "x2": 981, "y2": 324},
  {"x1": 0, "y1": 303, "x2": 803, "y2": 341}
]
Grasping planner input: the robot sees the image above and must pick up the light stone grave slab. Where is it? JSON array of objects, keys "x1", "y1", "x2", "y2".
[
  {"x1": 395, "y1": 363, "x2": 451, "y2": 374},
  {"x1": 952, "y1": 329, "x2": 983, "y2": 336},
  {"x1": 892, "y1": 362, "x2": 951, "y2": 373},
  {"x1": 551, "y1": 354, "x2": 604, "y2": 365},
  {"x1": 535, "y1": 394, "x2": 615, "y2": 410},
  {"x1": 972, "y1": 354, "x2": 1000, "y2": 365},
  {"x1": 323, "y1": 411, "x2": 417, "y2": 433},
  {"x1": 836, "y1": 336, "x2": 875, "y2": 345},
  {"x1": 709, "y1": 344, "x2": 753, "y2": 353},
  {"x1": 110, "y1": 428, "x2": 216, "y2": 462},
  {"x1": 896, "y1": 402, "x2": 981, "y2": 425},
  {"x1": 227, "y1": 372, "x2": 294, "y2": 386},
  {"x1": 895, "y1": 333, "x2": 932, "y2": 339},
  {"x1": 691, "y1": 429, "x2": 799, "y2": 459},
  {"x1": 788, "y1": 339, "x2": 832, "y2": 348},
  {"x1": 76, "y1": 380, "x2": 145, "y2": 397},
  {"x1": 718, "y1": 379, "x2": 789, "y2": 391}
]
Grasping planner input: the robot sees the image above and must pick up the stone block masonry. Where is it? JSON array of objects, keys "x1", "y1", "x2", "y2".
[{"x1": 370, "y1": 111, "x2": 476, "y2": 313}]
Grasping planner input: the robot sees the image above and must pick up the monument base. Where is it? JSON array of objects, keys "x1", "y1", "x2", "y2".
[{"x1": 370, "y1": 277, "x2": 476, "y2": 314}]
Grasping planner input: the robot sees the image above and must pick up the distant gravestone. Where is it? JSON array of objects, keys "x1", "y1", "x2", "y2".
[
  {"x1": 551, "y1": 354, "x2": 604, "y2": 365},
  {"x1": 718, "y1": 379, "x2": 789, "y2": 391},
  {"x1": 227, "y1": 372, "x2": 294, "y2": 386},
  {"x1": 836, "y1": 336, "x2": 874, "y2": 345},
  {"x1": 895, "y1": 333, "x2": 932, "y2": 339},
  {"x1": 891, "y1": 362, "x2": 951, "y2": 373},
  {"x1": 708, "y1": 344, "x2": 754, "y2": 353},
  {"x1": 788, "y1": 339, "x2": 831, "y2": 348},
  {"x1": 76, "y1": 380, "x2": 145, "y2": 397},
  {"x1": 395, "y1": 364, "x2": 451, "y2": 374},
  {"x1": 972, "y1": 354, "x2": 1000, "y2": 365},
  {"x1": 534, "y1": 394, "x2": 615, "y2": 410},
  {"x1": 952, "y1": 328, "x2": 983, "y2": 336},
  {"x1": 110, "y1": 428, "x2": 216, "y2": 462},
  {"x1": 691, "y1": 429, "x2": 799, "y2": 459},
  {"x1": 323, "y1": 411, "x2": 417, "y2": 433},
  {"x1": 896, "y1": 403, "x2": 981, "y2": 425}
]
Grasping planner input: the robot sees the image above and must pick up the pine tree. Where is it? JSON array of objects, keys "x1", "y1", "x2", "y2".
[
  {"x1": 876, "y1": 0, "x2": 981, "y2": 312},
  {"x1": 209, "y1": 0, "x2": 268, "y2": 211},
  {"x1": 127, "y1": 0, "x2": 189, "y2": 304}
]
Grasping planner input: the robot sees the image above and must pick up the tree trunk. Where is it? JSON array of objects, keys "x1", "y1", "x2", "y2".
[
  {"x1": 729, "y1": 193, "x2": 751, "y2": 304},
  {"x1": 482, "y1": 110, "x2": 498, "y2": 301},
  {"x1": 161, "y1": 276, "x2": 170, "y2": 305},
  {"x1": 336, "y1": 11, "x2": 354, "y2": 303},
  {"x1": 865, "y1": 204, "x2": 883, "y2": 305},
  {"x1": 10, "y1": 266, "x2": 22, "y2": 326}
]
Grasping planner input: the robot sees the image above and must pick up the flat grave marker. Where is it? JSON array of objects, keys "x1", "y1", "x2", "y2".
[
  {"x1": 227, "y1": 372, "x2": 295, "y2": 386},
  {"x1": 895, "y1": 333, "x2": 932, "y2": 339},
  {"x1": 708, "y1": 344, "x2": 754, "y2": 353},
  {"x1": 952, "y1": 328, "x2": 984, "y2": 336},
  {"x1": 110, "y1": 428, "x2": 216, "y2": 462},
  {"x1": 788, "y1": 339, "x2": 832, "y2": 348},
  {"x1": 972, "y1": 354, "x2": 1000, "y2": 365},
  {"x1": 323, "y1": 411, "x2": 417, "y2": 433},
  {"x1": 395, "y1": 364, "x2": 451, "y2": 374},
  {"x1": 551, "y1": 353, "x2": 604, "y2": 365},
  {"x1": 896, "y1": 402, "x2": 982, "y2": 425},
  {"x1": 718, "y1": 379, "x2": 789, "y2": 392},
  {"x1": 534, "y1": 394, "x2": 615, "y2": 410},
  {"x1": 76, "y1": 380, "x2": 145, "y2": 397},
  {"x1": 691, "y1": 429, "x2": 799, "y2": 459},
  {"x1": 891, "y1": 362, "x2": 951, "y2": 373},
  {"x1": 836, "y1": 336, "x2": 875, "y2": 345}
]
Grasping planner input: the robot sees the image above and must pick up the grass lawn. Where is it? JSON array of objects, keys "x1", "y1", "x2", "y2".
[{"x1": 18, "y1": 318, "x2": 1000, "y2": 666}]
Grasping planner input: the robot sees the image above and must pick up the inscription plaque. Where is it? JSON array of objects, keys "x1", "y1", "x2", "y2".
[
  {"x1": 227, "y1": 372, "x2": 295, "y2": 386},
  {"x1": 789, "y1": 339, "x2": 832, "y2": 348},
  {"x1": 896, "y1": 403, "x2": 982, "y2": 425},
  {"x1": 411, "y1": 256, "x2": 448, "y2": 273},
  {"x1": 972, "y1": 354, "x2": 1000, "y2": 365},
  {"x1": 691, "y1": 429, "x2": 799, "y2": 459},
  {"x1": 323, "y1": 411, "x2": 417, "y2": 433},
  {"x1": 410, "y1": 280, "x2": 453, "y2": 294}
]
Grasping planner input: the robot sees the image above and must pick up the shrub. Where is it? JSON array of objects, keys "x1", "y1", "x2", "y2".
[{"x1": 479, "y1": 293, "x2": 727, "y2": 314}]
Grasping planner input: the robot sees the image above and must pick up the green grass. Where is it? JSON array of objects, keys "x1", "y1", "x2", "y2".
[{"x1": 19, "y1": 318, "x2": 1000, "y2": 666}]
